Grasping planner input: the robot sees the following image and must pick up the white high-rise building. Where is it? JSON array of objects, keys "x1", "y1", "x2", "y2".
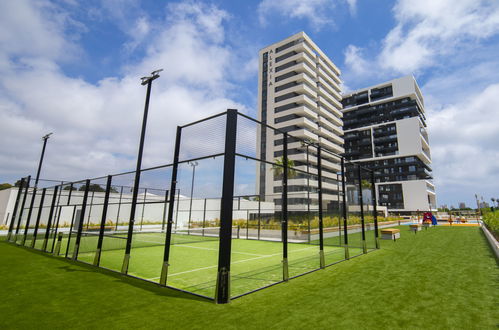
[
  {"x1": 256, "y1": 32, "x2": 344, "y2": 210},
  {"x1": 342, "y1": 76, "x2": 436, "y2": 213}
]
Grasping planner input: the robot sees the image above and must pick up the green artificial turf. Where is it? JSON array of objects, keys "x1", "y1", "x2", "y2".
[{"x1": 0, "y1": 226, "x2": 497, "y2": 329}]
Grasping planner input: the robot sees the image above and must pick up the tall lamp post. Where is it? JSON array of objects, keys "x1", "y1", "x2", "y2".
[
  {"x1": 188, "y1": 161, "x2": 198, "y2": 233},
  {"x1": 35, "y1": 133, "x2": 53, "y2": 188},
  {"x1": 122, "y1": 69, "x2": 162, "y2": 274}
]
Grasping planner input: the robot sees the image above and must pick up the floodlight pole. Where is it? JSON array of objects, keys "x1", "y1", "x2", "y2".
[
  {"x1": 122, "y1": 69, "x2": 162, "y2": 274},
  {"x1": 35, "y1": 133, "x2": 52, "y2": 188}
]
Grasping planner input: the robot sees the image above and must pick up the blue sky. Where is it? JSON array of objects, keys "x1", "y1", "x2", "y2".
[{"x1": 1, "y1": 0, "x2": 498, "y2": 208}]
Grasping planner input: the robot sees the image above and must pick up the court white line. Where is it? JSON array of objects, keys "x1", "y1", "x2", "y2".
[
  {"x1": 174, "y1": 244, "x2": 264, "y2": 257},
  {"x1": 147, "y1": 246, "x2": 318, "y2": 280}
]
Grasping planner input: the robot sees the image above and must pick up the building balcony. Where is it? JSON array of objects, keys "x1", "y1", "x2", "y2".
[
  {"x1": 317, "y1": 76, "x2": 342, "y2": 100},
  {"x1": 274, "y1": 72, "x2": 316, "y2": 91}
]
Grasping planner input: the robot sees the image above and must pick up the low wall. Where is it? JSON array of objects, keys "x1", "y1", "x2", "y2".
[{"x1": 480, "y1": 222, "x2": 499, "y2": 259}]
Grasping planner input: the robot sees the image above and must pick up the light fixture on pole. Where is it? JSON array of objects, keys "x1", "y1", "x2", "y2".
[
  {"x1": 188, "y1": 161, "x2": 198, "y2": 233},
  {"x1": 35, "y1": 132, "x2": 53, "y2": 188}
]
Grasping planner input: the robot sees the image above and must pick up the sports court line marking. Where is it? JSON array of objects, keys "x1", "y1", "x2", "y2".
[
  {"x1": 175, "y1": 244, "x2": 265, "y2": 257},
  {"x1": 147, "y1": 246, "x2": 317, "y2": 280}
]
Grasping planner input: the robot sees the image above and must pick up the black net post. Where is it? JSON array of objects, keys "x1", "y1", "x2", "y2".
[
  {"x1": 94, "y1": 175, "x2": 112, "y2": 266},
  {"x1": 215, "y1": 109, "x2": 237, "y2": 304},
  {"x1": 72, "y1": 179, "x2": 90, "y2": 260},
  {"x1": 7, "y1": 177, "x2": 25, "y2": 241},
  {"x1": 21, "y1": 186, "x2": 37, "y2": 246},
  {"x1": 202, "y1": 198, "x2": 207, "y2": 236},
  {"x1": 42, "y1": 185, "x2": 58, "y2": 251},
  {"x1": 53, "y1": 232, "x2": 63, "y2": 256},
  {"x1": 357, "y1": 165, "x2": 367, "y2": 254},
  {"x1": 257, "y1": 199, "x2": 261, "y2": 240},
  {"x1": 317, "y1": 146, "x2": 325, "y2": 268},
  {"x1": 281, "y1": 133, "x2": 289, "y2": 281},
  {"x1": 371, "y1": 171, "x2": 380, "y2": 249},
  {"x1": 13, "y1": 176, "x2": 31, "y2": 242},
  {"x1": 160, "y1": 126, "x2": 182, "y2": 286},
  {"x1": 30, "y1": 188, "x2": 47, "y2": 248},
  {"x1": 140, "y1": 188, "x2": 147, "y2": 231},
  {"x1": 85, "y1": 191, "x2": 95, "y2": 230},
  {"x1": 49, "y1": 189, "x2": 64, "y2": 253},
  {"x1": 116, "y1": 186, "x2": 123, "y2": 230},
  {"x1": 65, "y1": 206, "x2": 78, "y2": 258},
  {"x1": 161, "y1": 189, "x2": 168, "y2": 231},
  {"x1": 341, "y1": 158, "x2": 349, "y2": 259}
]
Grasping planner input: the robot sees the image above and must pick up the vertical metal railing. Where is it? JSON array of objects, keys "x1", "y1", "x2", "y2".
[
  {"x1": 160, "y1": 126, "x2": 182, "y2": 286},
  {"x1": 7, "y1": 177, "x2": 25, "y2": 241},
  {"x1": 73, "y1": 180, "x2": 90, "y2": 260},
  {"x1": 215, "y1": 109, "x2": 238, "y2": 304},
  {"x1": 42, "y1": 185, "x2": 59, "y2": 252},
  {"x1": 371, "y1": 171, "x2": 380, "y2": 249},
  {"x1": 357, "y1": 165, "x2": 367, "y2": 254},
  {"x1": 341, "y1": 158, "x2": 349, "y2": 259},
  {"x1": 94, "y1": 175, "x2": 112, "y2": 266},
  {"x1": 31, "y1": 188, "x2": 46, "y2": 248},
  {"x1": 317, "y1": 145, "x2": 325, "y2": 268},
  {"x1": 281, "y1": 133, "x2": 289, "y2": 282}
]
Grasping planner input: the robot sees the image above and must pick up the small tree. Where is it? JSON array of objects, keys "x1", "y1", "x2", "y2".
[{"x1": 0, "y1": 183, "x2": 13, "y2": 191}]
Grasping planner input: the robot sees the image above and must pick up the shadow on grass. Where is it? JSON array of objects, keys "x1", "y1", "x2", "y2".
[{"x1": 0, "y1": 240, "x2": 211, "y2": 303}]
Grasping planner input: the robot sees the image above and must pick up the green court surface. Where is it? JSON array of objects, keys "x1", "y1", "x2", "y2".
[{"x1": 55, "y1": 231, "x2": 365, "y2": 298}]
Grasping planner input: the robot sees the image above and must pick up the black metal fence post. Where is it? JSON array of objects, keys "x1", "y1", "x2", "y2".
[
  {"x1": 215, "y1": 109, "x2": 238, "y2": 304},
  {"x1": 7, "y1": 177, "x2": 25, "y2": 241},
  {"x1": 341, "y1": 158, "x2": 349, "y2": 259},
  {"x1": 50, "y1": 189, "x2": 64, "y2": 253},
  {"x1": 65, "y1": 206, "x2": 77, "y2": 258},
  {"x1": 13, "y1": 176, "x2": 31, "y2": 243},
  {"x1": 281, "y1": 133, "x2": 289, "y2": 281},
  {"x1": 94, "y1": 175, "x2": 112, "y2": 266},
  {"x1": 371, "y1": 171, "x2": 379, "y2": 249},
  {"x1": 22, "y1": 187, "x2": 37, "y2": 246},
  {"x1": 116, "y1": 186, "x2": 123, "y2": 230},
  {"x1": 73, "y1": 179, "x2": 90, "y2": 260},
  {"x1": 357, "y1": 165, "x2": 367, "y2": 254},
  {"x1": 317, "y1": 146, "x2": 325, "y2": 268},
  {"x1": 160, "y1": 126, "x2": 182, "y2": 286},
  {"x1": 31, "y1": 188, "x2": 47, "y2": 248},
  {"x1": 161, "y1": 189, "x2": 168, "y2": 231},
  {"x1": 257, "y1": 198, "x2": 261, "y2": 240},
  {"x1": 42, "y1": 185, "x2": 58, "y2": 251}
]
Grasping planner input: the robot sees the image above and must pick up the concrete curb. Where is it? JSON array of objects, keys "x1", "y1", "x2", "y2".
[{"x1": 480, "y1": 222, "x2": 499, "y2": 259}]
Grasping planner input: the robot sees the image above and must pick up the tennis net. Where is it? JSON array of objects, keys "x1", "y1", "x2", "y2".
[{"x1": 73, "y1": 226, "x2": 240, "y2": 254}]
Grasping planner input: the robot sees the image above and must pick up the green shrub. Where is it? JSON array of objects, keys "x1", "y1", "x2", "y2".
[{"x1": 482, "y1": 210, "x2": 499, "y2": 238}]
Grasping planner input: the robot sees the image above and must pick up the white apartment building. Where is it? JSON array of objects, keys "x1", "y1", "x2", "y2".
[
  {"x1": 342, "y1": 76, "x2": 436, "y2": 213},
  {"x1": 256, "y1": 32, "x2": 344, "y2": 210}
]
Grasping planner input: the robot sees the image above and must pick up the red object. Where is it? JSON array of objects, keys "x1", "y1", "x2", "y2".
[{"x1": 423, "y1": 212, "x2": 432, "y2": 223}]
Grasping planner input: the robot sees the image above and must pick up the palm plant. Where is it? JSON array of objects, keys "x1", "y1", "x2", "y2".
[{"x1": 272, "y1": 157, "x2": 297, "y2": 179}]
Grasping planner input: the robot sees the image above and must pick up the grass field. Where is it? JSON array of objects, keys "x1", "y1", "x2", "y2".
[{"x1": 1, "y1": 226, "x2": 497, "y2": 329}]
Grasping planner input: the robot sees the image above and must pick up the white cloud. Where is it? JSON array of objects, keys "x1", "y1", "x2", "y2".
[
  {"x1": 427, "y1": 84, "x2": 499, "y2": 205},
  {"x1": 0, "y1": 0, "x2": 80, "y2": 62},
  {"x1": 257, "y1": 0, "x2": 355, "y2": 31},
  {"x1": 0, "y1": 1, "x2": 248, "y2": 185},
  {"x1": 344, "y1": 0, "x2": 499, "y2": 78}
]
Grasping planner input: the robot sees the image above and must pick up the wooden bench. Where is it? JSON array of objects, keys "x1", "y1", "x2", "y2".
[
  {"x1": 381, "y1": 228, "x2": 400, "y2": 241},
  {"x1": 409, "y1": 224, "x2": 421, "y2": 233}
]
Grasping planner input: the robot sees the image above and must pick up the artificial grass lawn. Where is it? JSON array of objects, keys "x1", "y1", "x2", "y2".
[{"x1": 0, "y1": 226, "x2": 497, "y2": 329}]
